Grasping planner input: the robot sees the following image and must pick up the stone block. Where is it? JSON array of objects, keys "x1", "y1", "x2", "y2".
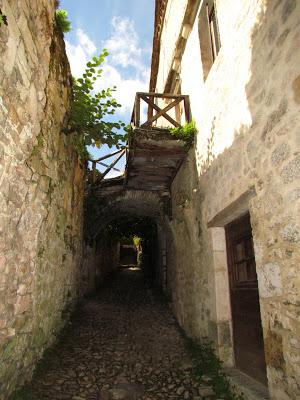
[{"x1": 257, "y1": 263, "x2": 283, "y2": 298}]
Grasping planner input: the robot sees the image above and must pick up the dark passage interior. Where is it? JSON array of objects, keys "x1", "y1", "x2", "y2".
[{"x1": 100, "y1": 215, "x2": 161, "y2": 288}]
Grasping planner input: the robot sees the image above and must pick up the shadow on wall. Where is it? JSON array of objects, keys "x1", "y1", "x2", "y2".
[
  {"x1": 242, "y1": 1, "x2": 300, "y2": 398},
  {"x1": 188, "y1": 0, "x2": 299, "y2": 398}
]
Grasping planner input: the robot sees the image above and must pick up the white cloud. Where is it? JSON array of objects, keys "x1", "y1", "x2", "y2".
[
  {"x1": 103, "y1": 16, "x2": 147, "y2": 73},
  {"x1": 97, "y1": 65, "x2": 148, "y2": 115},
  {"x1": 65, "y1": 17, "x2": 150, "y2": 118},
  {"x1": 77, "y1": 29, "x2": 97, "y2": 55},
  {"x1": 65, "y1": 29, "x2": 96, "y2": 77}
]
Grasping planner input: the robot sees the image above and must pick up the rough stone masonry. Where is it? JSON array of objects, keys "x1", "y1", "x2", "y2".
[
  {"x1": 152, "y1": 0, "x2": 300, "y2": 398},
  {"x1": 0, "y1": 1, "x2": 85, "y2": 398}
]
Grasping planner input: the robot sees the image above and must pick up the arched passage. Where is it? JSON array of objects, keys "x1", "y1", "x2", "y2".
[{"x1": 81, "y1": 184, "x2": 173, "y2": 294}]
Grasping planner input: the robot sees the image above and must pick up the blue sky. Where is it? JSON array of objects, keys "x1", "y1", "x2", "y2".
[{"x1": 60, "y1": 0, "x2": 155, "y2": 177}]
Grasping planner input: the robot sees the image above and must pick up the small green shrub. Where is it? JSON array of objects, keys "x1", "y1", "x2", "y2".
[
  {"x1": 169, "y1": 120, "x2": 197, "y2": 146},
  {"x1": 55, "y1": 9, "x2": 71, "y2": 33},
  {"x1": 179, "y1": 328, "x2": 244, "y2": 400},
  {"x1": 0, "y1": 9, "x2": 8, "y2": 26}
]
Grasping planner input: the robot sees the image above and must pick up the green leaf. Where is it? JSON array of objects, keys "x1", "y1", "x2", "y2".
[
  {"x1": 55, "y1": 9, "x2": 71, "y2": 33},
  {"x1": 68, "y1": 50, "x2": 126, "y2": 160}
]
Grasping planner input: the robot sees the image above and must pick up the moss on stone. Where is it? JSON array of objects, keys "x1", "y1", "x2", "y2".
[
  {"x1": 2, "y1": 336, "x2": 18, "y2": 360},
  {"x1": 30, "y1": 134, "x2": 44, "y2": 157}
]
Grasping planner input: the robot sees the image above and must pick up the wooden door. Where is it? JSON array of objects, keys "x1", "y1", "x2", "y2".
[{"x1": 225, "y1": 213, "x2": 267, "y2": 385}]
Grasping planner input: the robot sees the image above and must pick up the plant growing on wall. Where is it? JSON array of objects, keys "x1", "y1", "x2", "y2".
[
  {"x1": 0, "y1": 9, "x2": 7, "y2": 26},
  {"x1": 169, "y1": 120, "x2": 197, "y2": 147},
  {"x1": 65, "y1": 50, "x2": 126, "y2": 159},
  {"x1": 55, "y1": 9, "x2": 71, "y2": 33}
]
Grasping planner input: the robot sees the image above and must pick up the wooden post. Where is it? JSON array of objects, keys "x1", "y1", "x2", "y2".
[
  {"x1": 135, "y1": 94, "x2": 141, "y2": 127},
  {"x1": 98, "y1": 149, "x2": 126, "y2": 182},
  {"x1": 184, "y1": 95, "x2": 192, "y2": 123},
  {"x1": 92, "y1": 161, "x2": 96, "y2": 183}
]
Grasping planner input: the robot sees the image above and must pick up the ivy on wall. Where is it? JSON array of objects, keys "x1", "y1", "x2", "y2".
[{"x1": 0, "y1": 9, "x2": 8, "y2": 26}]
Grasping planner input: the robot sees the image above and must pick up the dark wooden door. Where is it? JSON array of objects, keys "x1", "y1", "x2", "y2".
[{"x1": 225, "y1": 213, "x2": 267, "y2": 385}]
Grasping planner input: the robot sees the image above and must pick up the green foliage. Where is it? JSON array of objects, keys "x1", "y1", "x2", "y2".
[
  {"x1": 180, "y1": 330, "x2": 244, "y2": 400},
  {"x1": 67, "y1": 50, "x2": 125, "y2": 158},
  {"x1": 0, "y1": 10, "x2": 8, "y2": 27},
  {"x1": 55, "y1": 9, "x2": 71, "y2": 33},
  {"x1": 123, "y1": 123, "x2": 133, "y2": 141},
  {"x1": 133, "y1": 235, "x2": 141, "y2": 247},
  {"x1": 72, "y1": 133, "x2": 91, "y2": 160},
  {"x1": 169, "y1": 120, "x2": 197, "y2": 146},
  {"x1": 9, "y1": 388, "x2": 36, "y2": 400},
  {"x1": 106, "y1": 216, "x2": 156, "y2": 242}
]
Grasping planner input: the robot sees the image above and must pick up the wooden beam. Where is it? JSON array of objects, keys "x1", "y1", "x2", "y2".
[
  {"x1": 135, "y1": 94, "x2": 141, "y2": 127},
  {"x1": 143, "y1": 97, "x2": 182, "y2": 126},
  {"x1": 90, "y1": 148, "x2": 124, "y2": 163},
  {"x1": 98, "y1": 161, "x2": 121, "y2": 172},
  {"x1": 137, "y1": 92, "x2": 185, "y2": 99},
  {"x1": 183, "y1": 95, "x2": 192, "y2": 123},
  {"x1": 92, "y1": 161, "x2": 97, "y2": 183},
  {"x1": 97, "y1": 149, "x2": 126, "y2": 182},
  {"x1": 140, "y1": 95, "x2": 180, "y2": 127}
]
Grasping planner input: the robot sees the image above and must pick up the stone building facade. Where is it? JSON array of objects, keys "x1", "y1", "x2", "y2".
[
  {"x1": 0, "y1": 1, "x2": 85, "y2": 398},
  {"x1": 151, "y1": 0, "x2": 300, "y2": 398}
]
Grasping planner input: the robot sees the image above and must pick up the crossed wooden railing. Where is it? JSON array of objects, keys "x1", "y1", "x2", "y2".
[
  {"x1": 88, "y1": 148, "x2": 126, "y2": 184},
  {"x1": 88, "y1": 92, "x2": 192, "y2": 184},
  {"x1": 131, "y1": 92, "x2": 192, "y2": 128}
]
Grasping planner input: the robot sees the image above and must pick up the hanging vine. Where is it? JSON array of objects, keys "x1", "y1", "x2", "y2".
[{"x1": 64, "y1": 50, "x2": 126, "y2": 159}]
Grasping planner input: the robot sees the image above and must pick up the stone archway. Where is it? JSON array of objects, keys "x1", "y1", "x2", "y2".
[{"x1": 81, "y1": 185, "x2": 173, "y2": 294}]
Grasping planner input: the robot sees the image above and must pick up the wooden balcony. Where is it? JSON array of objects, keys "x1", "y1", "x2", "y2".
[
  {"x1": 131, "y1": 92, "x2": 192, "y2": 128},
  {"x1": 125, "y1": 92, "x2": 192, "y2": 193},
  {"x1": 87, "y1": 92, "x2": 193, "y2": 195}
]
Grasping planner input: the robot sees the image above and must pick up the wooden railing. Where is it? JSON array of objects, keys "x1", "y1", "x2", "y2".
[
  {"x1": 131, "y1": 92, "x2": 192, "y2": 128},
  {"x1": 87, "y1": 148, "x2": 126, "y2": 184}
]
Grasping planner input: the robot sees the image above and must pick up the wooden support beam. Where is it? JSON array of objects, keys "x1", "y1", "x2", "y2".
[
  {"x1": 140, "y1": 95, "x2": 180, "y2": 127},
  {"x1": 183, "y1": 95, "x2": 192, "y2": 122},
  {"x1": 92, "y1": 161, "x2": 97, "y2": 183},
  {"x1": 91, "y1": 148, "x2": 124, "y2": 163},
  {"x1": 142, "y1": 97, "x2": 182, "y2": 126},
  {"x1": 98, "y1": 161, "x2": 121, "y2": 172},
  {"x1": 97, "y1": 149, "x2": 126, "y2": 183},
  {"x1": 137, "y1": 92, "x2": 185, "y2": 99},
  {"x1": 135, "y1": 95, "x2": 141, "y2": 127}
]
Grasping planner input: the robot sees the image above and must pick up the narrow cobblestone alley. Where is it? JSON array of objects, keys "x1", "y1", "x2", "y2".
[{"x1": 11, "y1": 269, "x2": 216, "y2": 400}]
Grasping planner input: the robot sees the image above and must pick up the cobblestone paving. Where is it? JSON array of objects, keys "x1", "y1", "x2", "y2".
[{"x1": 16, "y1": 269, "x2": 217, "y2": 400}]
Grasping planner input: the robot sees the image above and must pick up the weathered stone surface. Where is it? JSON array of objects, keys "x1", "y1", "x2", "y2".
[
  {"x1": 0, "y1": 1, "x2": 84, "y2": 398},
  {"x1": 292, "y1": 75, "x2": 300, "y2": 104},
  {"x1": 257, "y1": 263, "x2": 283, "y2": 298},
  {"x1": 9, "y1": 270, "x2": 219, "y2": 400},
  {"x1": 153, "y1": 0, "x2": 300, "y2": 398}
]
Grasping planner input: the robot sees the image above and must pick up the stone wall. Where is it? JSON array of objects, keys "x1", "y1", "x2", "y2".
[
  {"x1": 81, "y1": 239, "x2": 120, "y2": 295},
  {"x1": 156, "y1": 0, "x2": 300, "y2": 398},
  {"x1": 0, "y1": 1, "x2": 85, "y2": 397}
]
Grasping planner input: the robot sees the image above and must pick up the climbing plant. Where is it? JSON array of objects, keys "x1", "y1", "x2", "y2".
[
  {"x1": 65, "y1": 50, "x2": 126, "y2": 159},
  {"x1": 169, "y1": 120, "x2": 197, "y2": 146},
  {"x1": 179, "y1": 328, "x2": 245, "y2": 400},
  {"x1": 0, "y1": 9, "x2": 7, "y2": 26},
  {"x1": 55, "y1": 9, "x2": 71, "y2": 33}
]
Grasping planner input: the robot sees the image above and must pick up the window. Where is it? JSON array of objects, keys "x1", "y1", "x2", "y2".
[
  {"x1": 208, "y1": 4, "x2": 221, "y2": 61},
  {"x1": 198, "y1": 1, "x2": 221, "y2": 80}
]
